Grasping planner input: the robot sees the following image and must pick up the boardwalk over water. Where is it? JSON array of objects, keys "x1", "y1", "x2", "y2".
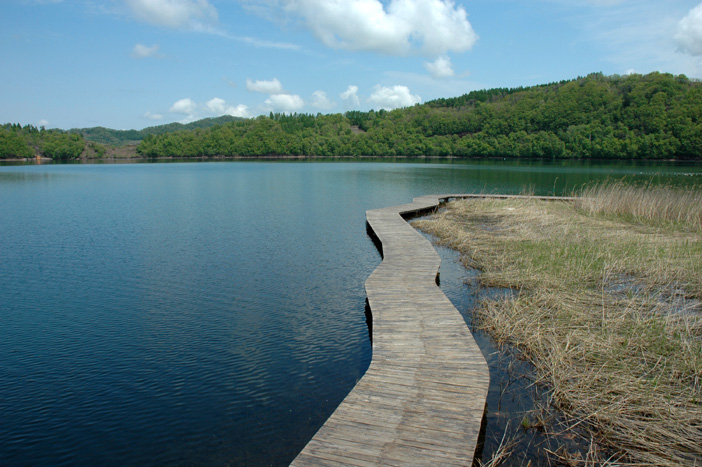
[{"x1": 292, "y1": 194, "x2": 499, "y2": 466}]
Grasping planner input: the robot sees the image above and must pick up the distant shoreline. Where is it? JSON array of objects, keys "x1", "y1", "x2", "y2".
[{"x1": 4, "y1": 154, "x2": 702, "y2": 164}]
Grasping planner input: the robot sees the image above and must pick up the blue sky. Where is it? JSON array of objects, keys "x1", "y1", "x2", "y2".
[{"x1": 3, "y1": 0, "x2": 702, "y2": 130}]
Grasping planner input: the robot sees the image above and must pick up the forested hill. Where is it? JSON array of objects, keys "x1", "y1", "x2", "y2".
[
  {"x1": 136, "y1": 72, "x2": 702, "y2": 159},
  {"x1": 69, "y1": 115, "x2": 245, "y2": 146},
  {"x1": 0, "y1": 115, "x2": 245, "y2": 160},
  {"x1": 3, "y1": 72, "x2": 702, "y2": 160}
]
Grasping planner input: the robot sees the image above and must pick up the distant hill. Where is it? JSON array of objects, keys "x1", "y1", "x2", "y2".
[
  {"x1": 1, "y1": 115, "x2": 248, "y2": 160},
  {"x1": 5, "y1": 72, "x2": 702, "y2": 160},
  {"x1": 137, "y1": 72, "x2": 702, "y2": 160},
  {"x1": 69, "y1": 115, "x2": 246, "y2": 146}
]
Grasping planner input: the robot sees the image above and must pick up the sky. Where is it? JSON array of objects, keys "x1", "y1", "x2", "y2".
[{"x1": 3, "y1": 0, "x2": 702, "y2": 130}]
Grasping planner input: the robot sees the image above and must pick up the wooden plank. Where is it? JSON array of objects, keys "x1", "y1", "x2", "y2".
[{"x1": 290, "y1": 194, "x2": 495, "y2": 466}]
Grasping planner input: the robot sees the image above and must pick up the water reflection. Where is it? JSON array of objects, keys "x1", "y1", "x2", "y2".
[{"x1": 0, "y1": 160, "x2": 699, "y2": 466}]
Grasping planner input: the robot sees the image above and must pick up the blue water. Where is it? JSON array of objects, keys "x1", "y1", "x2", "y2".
[{"x1": 1, "y1": 160, "x2": 700, "y2": 466}]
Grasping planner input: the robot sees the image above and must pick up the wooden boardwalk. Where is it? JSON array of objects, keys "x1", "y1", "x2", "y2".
[{"x1": 291, "y1": 194, "x2": 493, "y2": 466}]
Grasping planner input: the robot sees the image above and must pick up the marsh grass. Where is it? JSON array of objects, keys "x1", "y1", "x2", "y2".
[
  {"x1": 413, "y1": 186, "x2": 702, "y2": 466},
  {"x1": 477, "y1": 423, "x2": 519, "y2": 467},
  {"x1": 578, "y1": 180, "x2": 702, "y2": 232}
]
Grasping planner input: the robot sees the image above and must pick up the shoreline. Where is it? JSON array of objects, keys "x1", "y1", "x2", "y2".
[
  {"x1": 413, "y1": 190, "x2": 701, "y2": 466},
  {"x1": 3, "y1": 154, "x2": 702, "y2": 164}
]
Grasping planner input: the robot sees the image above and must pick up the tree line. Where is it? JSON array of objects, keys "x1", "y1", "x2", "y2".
[
  {"x1": 136, "y1": 72, "x2": 702, "y2": 160},
  {"x1": 4, "y1": 72, "x2": 701, "y2": 160},
  {"x1": 68, "y1": 115, "x2": 245, "y2": 146},
  {"x1": 0, "y1": 116, "x2": 248, "y2": 160},
  {"x1": 0, "y1": 124, "x2": 103, "y2": 160}
]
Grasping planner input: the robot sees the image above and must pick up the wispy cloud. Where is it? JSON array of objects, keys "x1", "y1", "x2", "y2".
[
  {"x1": 131, "y1": 43, "x2": 160, "y2": 59},
  {"x1": 424, "y1": 55, "x2": 454, "y2": 78},
  {"x1": 237, "y1": 36, "x2": 301, "y2": 51},
  {"x1": 311, "y1": 90, "x2": 335, "y2": 110},
  {"x1": 202, "y1": 29, "x2": 303, "y2": 51},
  {"x1": 555, "y1": 0, "x2": 698, "y2": 75},
  {"x1": 144, "y1": 111, "x2": 164, "y2": 120},
  {"x1": 123, "y1": 0, "x2": 303, "y2": 54},
  {"x1": 124, "y1": 0, "x2": 218, "y2": 30},
  {"x1": 246, "y1": 78, "x2": 284, "y2": 94}
]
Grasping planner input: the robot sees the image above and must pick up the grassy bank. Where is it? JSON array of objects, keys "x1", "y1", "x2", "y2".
[{"x1": 412, "y1": 183, "x2": 702, "y2": 466}]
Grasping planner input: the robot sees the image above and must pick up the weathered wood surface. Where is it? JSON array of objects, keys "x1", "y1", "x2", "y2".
[{"x1": 291, "y1": 194, "x2": 496, "y2": 466}]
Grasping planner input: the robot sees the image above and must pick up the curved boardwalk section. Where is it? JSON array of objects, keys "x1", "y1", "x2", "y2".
[{"x1": 291, "y1": 194, "x2": 490, "y2": 466}]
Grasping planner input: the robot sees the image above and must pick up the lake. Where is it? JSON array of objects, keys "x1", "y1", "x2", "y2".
[{"x1": 1, "y1": 159, "x2": 700, "y2": 466}]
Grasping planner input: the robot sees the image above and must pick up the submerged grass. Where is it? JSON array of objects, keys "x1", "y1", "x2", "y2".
[{"x1": 413, "y1": 184, "x2": 702, "y2": 466}]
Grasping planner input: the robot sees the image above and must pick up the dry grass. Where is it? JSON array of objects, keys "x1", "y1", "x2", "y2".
[
  {"x1": 477, "y1": 423, "x2": 520, "y2": 467},
  {"x1": 578, "y1": 180, "x2": 702, "y2": 232},
  {"x1": 413, "y1": 186, "x2": 702, "y2": 466}
]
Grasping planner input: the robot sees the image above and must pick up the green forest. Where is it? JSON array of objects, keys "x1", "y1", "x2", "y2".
[
  {"x1": 3, "y1": 72, "x2": 702, "y2": 160},
  {"x1": 0, "y1": 123, "x2": 103, "y2": 160},
  {"x1": 0, "y1": 116, "x2": 245, "y2": 160},
  {"x1": 68, "y1": 115, "x2": 245, "y2": 146}
]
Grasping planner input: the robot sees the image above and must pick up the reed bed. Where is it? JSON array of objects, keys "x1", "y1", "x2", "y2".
[
  {"x1": 413, "y1": 186, "x2": 702, "y2": 466},
  {"x1": 578, "y1": 180, "x2": 702, "y2": 232}
]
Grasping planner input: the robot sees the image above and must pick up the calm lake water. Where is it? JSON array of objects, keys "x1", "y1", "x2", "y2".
[{"x1": 1, "y1": 159, "x2": 700, "y2": 466}]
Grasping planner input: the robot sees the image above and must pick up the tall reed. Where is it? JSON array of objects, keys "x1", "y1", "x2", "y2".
[
  {"x1": 413, "y1": 188, "x2": 702, "y2": 466},
  {"x1": 577, "y1": 180, "x2": 702, "y2": 231}
]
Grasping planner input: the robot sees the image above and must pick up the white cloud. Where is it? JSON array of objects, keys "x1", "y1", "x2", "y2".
[
  {"x1": 205, "y1": 97, "x2": 228, "y2": 114},
  {"x1": 169, "y1": 97, "x2": 197, "y2": 114},
  {"x1": 424, "y1": 55, "x2": 454, "y2": 78},
  {"x1": 246, "y1": 78, "x2": 284, "y2": 94},
  {"x1": 125, "y1": 0, "x2": 218, "y2": 29},
  {"x1": 676, "y1": 3, "x2": 702, "y2": 56},
  {"x1": 264, "y1": 94, "x2": 304, "y2": 113},
  {"x1": 131, "y1": 43, "x2": 159, "y2": 58},
  {"x1": 37, "y1": 119, "x2": 50, "y2": 127},
  {"x1": 369, "y1": 85, "x2": 421, "y2": 110},
  {"x1": 165, "y1": 97, "x2": 250, "y2": 122},
  {"x1": 144, "y1": 111, "x2": 164, "y2": 120},
  {"x1": 225, "y1": 104, "x2": 250, "y2": 118},
  {"x1": 311, "y1": 90, "x2": 335, "y2": 110},
  {"x1": 340, "y1": 85, "x2": 360, "y2": 108},
  {"x1": 206, "y1": 97, "x2": 250, "y2": 117},
  {"x1": 281, "y1": 0, "x2": 478, "y2": 56}
]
